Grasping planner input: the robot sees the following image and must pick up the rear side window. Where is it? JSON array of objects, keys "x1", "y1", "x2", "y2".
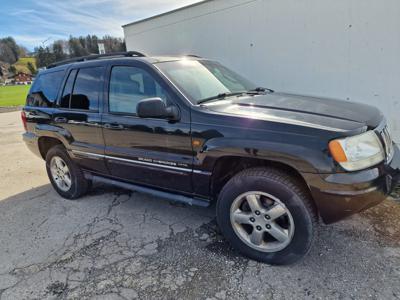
[
  {"x1": 27, "y1": 70, "x2": 64, "y2": 107},
  {"x1": 70, "y1": 67, "x2": 103, "y2": 111},
  {"x1": 60, "y1": 69, "x2": 77, "y2": 108}
]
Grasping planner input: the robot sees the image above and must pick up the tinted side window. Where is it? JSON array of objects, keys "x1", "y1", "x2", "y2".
[
  {"x1": 109, "y1": 66, "x2": 168, "y2": 114},
  {"x1": 60, "y1": 69, "x2": 77, "y2": 108},
  {"x1": 70, "y1": 67, "x2": 103, "y2": 111},
  {"x1": 27, "y1": 70, "x2": 64, "y2": 107}
]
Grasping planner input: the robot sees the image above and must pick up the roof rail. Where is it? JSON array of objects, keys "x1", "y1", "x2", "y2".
[{"x1": 47, "y1": 51, "x2": 146, "y2": 68}]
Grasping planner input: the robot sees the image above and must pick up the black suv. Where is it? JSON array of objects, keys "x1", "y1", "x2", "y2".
[{"x1": 22, "y1": 52, "x2": 400, "y2": 265}]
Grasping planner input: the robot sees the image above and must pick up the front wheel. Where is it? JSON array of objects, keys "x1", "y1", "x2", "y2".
[{"x1": 216, "y1": 167, "x2": 317, "y2": 265}]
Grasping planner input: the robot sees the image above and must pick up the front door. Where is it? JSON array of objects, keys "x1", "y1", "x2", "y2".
[{"x1": 102, "y1": 62, "x2": 193, "y2": 193}]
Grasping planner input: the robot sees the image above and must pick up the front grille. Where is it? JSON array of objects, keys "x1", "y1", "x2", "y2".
[{"x1": 379, "y1": 125, "x2": 395, "y2": 162}]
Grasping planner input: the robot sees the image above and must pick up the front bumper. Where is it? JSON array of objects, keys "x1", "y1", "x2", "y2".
[{"x1": 304, "y1": 144, "x2": 400, "y2": 224}]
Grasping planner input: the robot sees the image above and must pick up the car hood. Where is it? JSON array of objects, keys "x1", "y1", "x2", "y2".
[{"x1": 203, "y1": 92, "x2": 383, "y2": 133}]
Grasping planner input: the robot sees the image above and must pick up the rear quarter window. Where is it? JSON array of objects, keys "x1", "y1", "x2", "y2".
[
  {"x1": 27, "y1": 70, "x2": 64, "y2": 107},
  {"x1": 70, "y1": 67, "x2": 103, "y2": 111}
]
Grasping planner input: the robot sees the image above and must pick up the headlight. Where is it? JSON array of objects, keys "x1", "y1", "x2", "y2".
[{"x1": 328, "y1": 131, "x2": 384, "y2": 171}]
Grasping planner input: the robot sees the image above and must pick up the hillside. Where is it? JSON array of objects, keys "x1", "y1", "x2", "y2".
[
  {"x1": 0, "y1": 57, "x2": 36, "y2": 83},
  {"x1": 13, "y1": 57, "x2": 36, "y2": 74}
]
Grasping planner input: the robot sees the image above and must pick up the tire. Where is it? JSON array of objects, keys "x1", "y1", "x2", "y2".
[
  {"x1": 45, "y1": 145, "x2": 90, "y2": 199},
  {"x1": 216, "y1": 167, "x2": 317, "y2": 265}
]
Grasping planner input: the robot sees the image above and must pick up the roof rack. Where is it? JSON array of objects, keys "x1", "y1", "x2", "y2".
[
  {"x1": 184, "y1": 54, "x2": 202, "y2": 58},
  {"x1": 47, "y1": 51, "x2": 146, "y2": 68}
]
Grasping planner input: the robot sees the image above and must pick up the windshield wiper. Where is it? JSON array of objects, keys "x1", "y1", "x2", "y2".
[
  {"x1": 197, "y1": 88, "x2": 274, "y2": 105},
  {"x1": 197, "y1": 91, "x2": 246, "y2": 104},
  {"x1": 247, "y1": 87, "x2": 274, "y2": 94}
]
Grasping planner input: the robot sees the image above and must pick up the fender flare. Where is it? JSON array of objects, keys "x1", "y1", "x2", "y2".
[
  {"x1": 197, "y1": 137, "x2": 332, "y2": 174},
  {"x1": 35, "y1": 123, "x2": 73, "y2": 154}
]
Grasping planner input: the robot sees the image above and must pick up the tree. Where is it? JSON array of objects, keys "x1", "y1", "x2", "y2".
[
  {"x1": 30, "y1": 34, "x2": 126, "y2": 68},
  {"x1": 68, "y1": 36, "x2": 89, "y2": 57},
  {"x1": 0, "y1": 44, "x2": 16, "y2": 64},
  {"x1": 0, "y1": 37, "x2": 20, "y2": 64},
  {"x1": 52, "y1": 40, "x2": 67, "y2": 61},
  {"x1": 34, "y1": 46, "x2": 56, "y2": 68},
  {"x1": 8, "y1": 65, "x2": 16, "y2": 74},
  {"x1": 27, "y1": 61, "x2": 36, "y2": 75},
  {"x1": 85, "y1": 35, "x2": 99, "y2": 54},
  {"x1": 0, "y1": 40, "x2": 17, "y2": 64},
  {"x1": 0, "y1": 37, "x2": 30, "y2": 64},
  {"x1": 18, "y1": 46, "x2": 28, "y2": 58},
  {"x1": 102, "y1": 35, "x2": 126, "y2": 53}
]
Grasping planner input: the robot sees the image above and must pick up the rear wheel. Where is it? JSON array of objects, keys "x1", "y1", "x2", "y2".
[
  {"x1": 216, "y1": 167, "x2": 317, "y2": 265},
  {"x1": 46, "y1": 145, "x2": 90, "y2": 199}
]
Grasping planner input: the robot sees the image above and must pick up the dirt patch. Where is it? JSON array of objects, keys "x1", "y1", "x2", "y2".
[{"x1": 361, "y1": 199, "x2": 400, "y2": 247}]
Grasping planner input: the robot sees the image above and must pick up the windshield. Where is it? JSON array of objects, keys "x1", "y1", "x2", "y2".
[{"x1": 155, "y1": 59, "x2": 257, "y2": 104}]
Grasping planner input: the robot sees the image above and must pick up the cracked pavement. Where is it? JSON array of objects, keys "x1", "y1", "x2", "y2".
[{"x1": 1, "y1": 111, "x2": 400, "y2": 300}]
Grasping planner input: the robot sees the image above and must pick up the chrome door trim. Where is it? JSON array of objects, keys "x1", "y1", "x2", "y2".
[{"x1": 71, "y1": 150, "x2": 211, "y2": 175}]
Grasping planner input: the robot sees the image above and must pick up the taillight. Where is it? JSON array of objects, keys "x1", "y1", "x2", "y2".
[{"x1": 21, "y1": 111, "x2": 28, "y2": 131}]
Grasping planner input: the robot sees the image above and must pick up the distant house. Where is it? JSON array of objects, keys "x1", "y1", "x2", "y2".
[{"x1": 11, "y1": 72, "x2": 33, "y2": 85}]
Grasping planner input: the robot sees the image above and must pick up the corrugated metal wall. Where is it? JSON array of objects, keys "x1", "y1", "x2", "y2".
[{"x1": 124, "y1": 0, "x2": 400, "y2": 141}]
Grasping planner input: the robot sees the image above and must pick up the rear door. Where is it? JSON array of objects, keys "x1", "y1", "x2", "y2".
[
  {"x1": 102, "y1": 61, "x2": 193, "y2": 193},
  {"x1": 53, "y1": 65, "x2": 107, "y2": 173}
]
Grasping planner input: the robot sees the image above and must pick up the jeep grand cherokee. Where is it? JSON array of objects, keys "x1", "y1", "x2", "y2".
[{"x1": 22, "y1": 52, "x2": 400, "y2": 265}]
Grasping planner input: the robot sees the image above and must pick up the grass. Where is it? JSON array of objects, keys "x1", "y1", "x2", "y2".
[
  {"x1": 0, "y1": 85, "x2": 30, "y2": 106},
  {"x1": 14, "y1": 57, "x2": 36, "y2": 74}
]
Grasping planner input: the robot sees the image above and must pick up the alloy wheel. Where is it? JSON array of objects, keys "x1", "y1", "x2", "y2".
[
  {"x1": 50, "y1": 156, "x2": 72, "y2": 192},
  {"x1": 230, "y1": 191, "x2": 295, "y2": 252}
]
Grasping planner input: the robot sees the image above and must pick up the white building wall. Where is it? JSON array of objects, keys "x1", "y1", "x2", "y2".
[{"x1": 124, "y1": 0, "x2": 400, "y2": 142}]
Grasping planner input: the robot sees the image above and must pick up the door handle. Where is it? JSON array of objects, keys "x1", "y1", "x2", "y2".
[
  {"x1": 54, "y1": 117, "x2": 68, "y2": 123},
  {"x1": 104, "y1": 123, "x2": 124, "y2": 130}
]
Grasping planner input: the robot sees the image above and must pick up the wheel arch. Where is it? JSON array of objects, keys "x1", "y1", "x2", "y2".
[
  {"x1": 38, "y1": 136, "x2": 64, "y2": 159},
  {"x1": 210, "y1": 156, "x2": 316, "y2": 213}
]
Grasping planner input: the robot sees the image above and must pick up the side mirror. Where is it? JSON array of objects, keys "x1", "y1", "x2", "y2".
[{"x1": 137, "y1": 97, "x2": 180, "y2": 120}]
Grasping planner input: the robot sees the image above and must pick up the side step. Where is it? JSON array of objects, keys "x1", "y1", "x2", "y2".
[{"x1": 85, "y1": 173, "x2": 210, "y2": 207}]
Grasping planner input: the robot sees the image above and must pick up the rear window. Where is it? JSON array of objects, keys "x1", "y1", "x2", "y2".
[
  {"x1": 70, "y1": 67, "x2": 103, "y2": 111},
  {"x1": 58, "y1": 67, "x2": 103, "y2": 111},
  {"x1": 60, "y1": 69, "x2": 77, "y2": 108},
  {"x1": 27, "y1": 70, "x2": 64, "y2": 107}
]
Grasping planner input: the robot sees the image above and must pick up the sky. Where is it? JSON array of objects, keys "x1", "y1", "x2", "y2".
[{"x1": 0, "y1": 0, "x2": 200, "y2": 50}]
